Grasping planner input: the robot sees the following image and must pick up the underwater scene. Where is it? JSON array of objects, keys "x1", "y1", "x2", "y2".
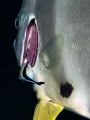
[{"x1": 0, "y1": 0, "x2": 90, "y2": 120}]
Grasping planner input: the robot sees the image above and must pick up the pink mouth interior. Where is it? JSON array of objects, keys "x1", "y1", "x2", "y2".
[{"x1": 23, "y1": 19, "x2": 38, "y2": 67}]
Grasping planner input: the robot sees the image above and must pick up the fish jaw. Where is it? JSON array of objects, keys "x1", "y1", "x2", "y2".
[
  {"x1": 14, "y1": 12, "x2": 45, "y2": 85},
  {"x1": 22, "y1": 19, "x2": 38, "y2": 67},
  {"x1": 13, "y1": 14, "x2": 39, "y2": 67}
]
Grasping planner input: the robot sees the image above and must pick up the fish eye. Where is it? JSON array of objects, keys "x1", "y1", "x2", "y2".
[{"x1": 15, "y1": 16, "x2": 20, "y2": 30}]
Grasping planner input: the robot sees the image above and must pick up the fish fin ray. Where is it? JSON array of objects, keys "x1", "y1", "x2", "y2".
[{"x1": 39, "y1": 34, "x2": 63, "y2": 69}]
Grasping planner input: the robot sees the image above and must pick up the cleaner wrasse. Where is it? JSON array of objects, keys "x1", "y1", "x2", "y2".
[{"x1": 14, "y1": 0, "x2": 90, "y2": 119}]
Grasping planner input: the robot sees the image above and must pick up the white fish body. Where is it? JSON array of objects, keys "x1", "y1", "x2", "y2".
[{"x1": 14, "y1": 0, "x2": 90, "y2": 119}]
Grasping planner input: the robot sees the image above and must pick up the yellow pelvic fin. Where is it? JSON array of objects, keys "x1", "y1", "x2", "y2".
[{"x1": 33, "y1": 99, "x2": 64, "y2": 120}]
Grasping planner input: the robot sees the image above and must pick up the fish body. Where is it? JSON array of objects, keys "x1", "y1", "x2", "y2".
[{"x1": 14, "y1": 0, "x2": 90, "y2": 119}]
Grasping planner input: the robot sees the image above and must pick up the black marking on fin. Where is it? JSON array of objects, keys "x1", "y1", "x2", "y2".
[
  {"x1": 60, "y1": 82, "x2": 73, "y2": 98},
  {"x1": 20, "y1": 62, "x2": 45, "y2": 85}
]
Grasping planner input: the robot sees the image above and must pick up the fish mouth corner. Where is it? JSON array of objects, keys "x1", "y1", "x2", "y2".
[
  {"x1": 19, "y1": 62, "x2": 45, "y2": 85},
  {"x1": 21, "y1": 18, "x2": 38, "y2": 68}
]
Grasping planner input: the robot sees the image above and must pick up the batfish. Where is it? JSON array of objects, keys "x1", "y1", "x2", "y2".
[{"x1": 13, "y1": 0, "x2": 90, "y2": 119}]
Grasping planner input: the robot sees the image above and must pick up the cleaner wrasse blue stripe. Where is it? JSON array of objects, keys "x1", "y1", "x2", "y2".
[{"x1": 19, "y1": 62, "x2": 45, "y2": 85}]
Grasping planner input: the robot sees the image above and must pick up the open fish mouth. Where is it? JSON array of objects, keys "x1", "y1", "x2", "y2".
[
  {"x1": 22, "y1": 18, "x2": 38, "y2": 67},
  {"x1": 19, "y1": 18, "x2": 44, "y2": 85}
]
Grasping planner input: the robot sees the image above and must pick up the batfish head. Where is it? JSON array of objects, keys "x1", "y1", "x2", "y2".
[
  {"x1": 13, "y1": 0, "x2": 45, "y2": 85},
  {"x1": 13, "y1": 12, "x2": 37, "y2": 67},
  {"x1": 13, "y1": 0, "x2": 90, "y2": 119}
]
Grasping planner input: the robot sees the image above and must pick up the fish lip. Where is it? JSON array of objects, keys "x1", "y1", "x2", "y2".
[
  {"x1": 19, "y1": 62, "x2": 45, "y2": 85},
  {"x1": 20, "y1": 17, "x2": 38, "y2": 68}
]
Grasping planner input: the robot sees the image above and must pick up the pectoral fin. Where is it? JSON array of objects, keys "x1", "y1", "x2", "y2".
[
  {"x1": 33, "y1": 99, "x2": 64, "y2": 120},
  {"x1": 39, "y1": 34, "x2": 63, "y2": 69}
]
